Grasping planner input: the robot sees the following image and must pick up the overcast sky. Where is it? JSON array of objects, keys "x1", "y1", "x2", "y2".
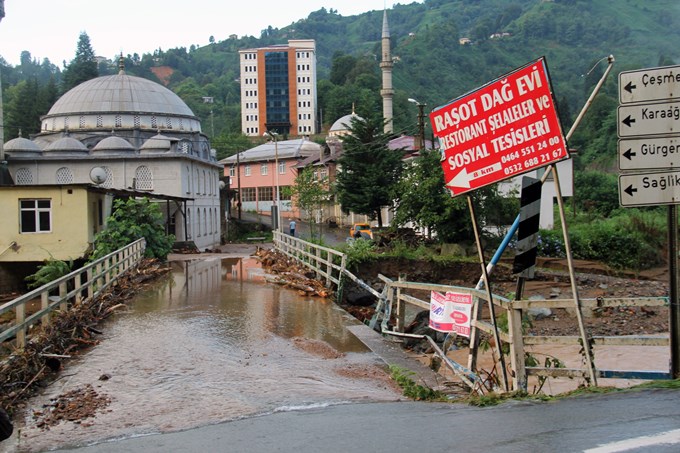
[{"x1": 0, "y1": 0, "x2": 413, "y2": 67}]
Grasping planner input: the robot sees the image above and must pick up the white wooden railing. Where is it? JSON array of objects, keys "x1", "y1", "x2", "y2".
[{"x1": 0, "y1": 239, "x2": 146, "y2": 348}]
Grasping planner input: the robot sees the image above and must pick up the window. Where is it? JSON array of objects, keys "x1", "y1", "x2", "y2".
[
  {"x1": 20, "y1": 199, "x2": 51, "y2": 233},
  {"x1": 260, "y1": 163, "x2": 268, "y2": 175},
  {"x1": 258, "y1": 186, "x2": 273, "y2": 201},
  {"x1": 279, "y1": 186, "x2": 292, "y2": 201},
  {"x1": 15, "y1": 168, "x2": 33, "y2": 185},
  {"x1": 135, "y1": 165, "x2": 153, "y2": 190},
  {"x1": 241, "y1": 187, "x2": 256, "y2": 202},
  {"x1": 245, "y1": 165, "x2": 251, "y2": 176},
  {"x1": 229, "y1": 167, "x2": 235, "y2": 177},
  {"x1": 278, "y1": 162, "x2": 286, "y2": 174},
  {"x1": 56, "y1": 167, "x2": 74, "y2": 184}
]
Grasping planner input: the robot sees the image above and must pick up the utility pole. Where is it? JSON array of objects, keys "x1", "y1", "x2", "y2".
[{"x1": 408, "y1": 98, "x2": 427, "y2": 151}]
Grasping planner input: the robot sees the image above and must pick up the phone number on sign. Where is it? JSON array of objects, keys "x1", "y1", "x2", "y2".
[{"x1": 503, "y1": 149, "x2": 563, "y2": 176}]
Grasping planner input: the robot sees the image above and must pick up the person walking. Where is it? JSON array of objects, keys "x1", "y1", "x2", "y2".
[{"x1": 289, "y1": 219, "x2": 296, "y2": 237}]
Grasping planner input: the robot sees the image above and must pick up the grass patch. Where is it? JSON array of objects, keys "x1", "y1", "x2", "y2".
[{"x1": 388, "y1": 365, "x2": 449, "y2": 401}]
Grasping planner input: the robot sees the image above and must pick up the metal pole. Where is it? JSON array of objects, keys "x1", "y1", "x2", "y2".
[
  {"x1": 552, "y1": 165, "x2": 597, "y2": 385},
  {"x1": 468, "y1": 195, "x2": 509, "y2": 392},
  {"x1": 418, "y1": 103, "x2": 425, "y2": 151},
  {"x1": 274, "y1": 137, "x2": 281, "y2": 232},
  {"x1": 669, "y1": 205, "x2": 680, "y2": 378},
  {"x1": 236, "y1": 151, "x2": 242, "y2": 220}
]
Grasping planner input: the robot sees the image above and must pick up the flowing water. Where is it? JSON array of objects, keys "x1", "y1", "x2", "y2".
[{"x1": 4, "y1": 257, "x2": 401, "y2": 452}]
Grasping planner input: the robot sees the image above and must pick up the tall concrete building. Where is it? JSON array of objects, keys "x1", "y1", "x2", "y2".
[
  {"x1": 380, "y1": 10, "x2": 395, "y2": 133},
  {"x1": 239, "y1": 39, "x2": 317, "y2": 137}
]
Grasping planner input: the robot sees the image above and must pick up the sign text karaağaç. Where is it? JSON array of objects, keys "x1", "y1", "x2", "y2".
[{"x1": 430, "y1": 57, "x2": 569, "y2": 197}]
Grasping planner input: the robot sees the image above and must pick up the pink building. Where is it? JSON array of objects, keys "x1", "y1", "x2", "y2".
[{"x1": 220, "y1": 138, "x2": 322, "y2": 221}]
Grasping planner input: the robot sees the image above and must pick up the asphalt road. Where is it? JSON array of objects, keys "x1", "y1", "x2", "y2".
[{"x1": 56, "y1": 388, "x2": 680, "y2": 453}]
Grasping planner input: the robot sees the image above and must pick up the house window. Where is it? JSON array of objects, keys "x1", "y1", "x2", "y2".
[
  {"x1": 245, "y1": 165, "x2": 251, "y2": 176},
  {"x1": 241, "y1": 187, "x2": 256, "y2": 202},
  {"x1": 258, "y1": 186, "x2": 273, "y2": 201},
  {"x1": 229, "y1": 167, "x2": 235, "y2": 177},
  {"x1": 278, "y1": 162, "x2": 286, "y2": 174},
  {"x1": 20, "y1": 199, "x2": 51, "y2": 233},
  {"x1": 260, "y1": 163, "x2": 268, "y2": 175}
]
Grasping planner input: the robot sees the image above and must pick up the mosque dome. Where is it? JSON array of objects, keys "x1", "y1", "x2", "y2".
[
  {"x1": 44, "y1": 137, "x2": 88, "y2": 153},
  {"x1": 40, "y1": 72, "x2": 201, "y2": 133},
  {"x1": 3, "y1": 137, "x2": 42, "y2": 155},
  {"x1": 92, "y1": 136, "x2": 135, "y2": 154},
  {"x1": 329, "y1": 112, "x2": 362, "y2": 137},
  {"x1": 140, "y1": 133, "x2": 174, "y2": 153}
]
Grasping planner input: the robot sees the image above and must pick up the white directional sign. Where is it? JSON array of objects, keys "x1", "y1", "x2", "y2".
[
  {"x1": 619, "y1": 170, "x2": 680, "y2": 207},
  {"x1": 618, "y1": 136, "x2": 680, "y2": 171},
  {"x1": 617, "y1": 101, "x2": 680, "y2": 137},
  {"x1": 619, "y1": 65, "x2": 680, "y2": 104}
]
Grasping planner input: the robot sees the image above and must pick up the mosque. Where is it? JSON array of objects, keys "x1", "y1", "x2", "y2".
[{"x1": 1, "y1": 58, "x2": 223, "y2": 262}]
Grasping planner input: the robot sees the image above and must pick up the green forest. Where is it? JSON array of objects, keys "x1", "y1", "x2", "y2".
[{"x1": 1, "y1": 0, "x2": 679, "y2": 269}]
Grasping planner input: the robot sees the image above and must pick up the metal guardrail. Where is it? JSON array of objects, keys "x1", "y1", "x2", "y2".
[{"x1": 0, "y1": 238, "x2": 146, "y2": 348}]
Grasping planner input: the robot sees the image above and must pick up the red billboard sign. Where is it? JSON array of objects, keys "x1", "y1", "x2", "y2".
[{"x1": 430, "y1": 57, "x2": 569, "y2": 197}]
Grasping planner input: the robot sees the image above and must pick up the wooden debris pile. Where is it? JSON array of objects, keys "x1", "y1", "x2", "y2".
[
  {"x1": 0, "y1": 258, "x2": 170, "y2": 413},
  {"x1": 255, "y1": 248, "x2": 330, "y2": 298}
]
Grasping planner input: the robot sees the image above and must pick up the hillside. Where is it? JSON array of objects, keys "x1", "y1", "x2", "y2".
[{"x1": 3, "y1": 0, "x2": 680, "y2": 163}]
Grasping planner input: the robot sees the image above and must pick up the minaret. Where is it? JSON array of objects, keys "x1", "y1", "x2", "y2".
[{"x1": 380, "y1": 9, "x2": 394, "y2": 134}]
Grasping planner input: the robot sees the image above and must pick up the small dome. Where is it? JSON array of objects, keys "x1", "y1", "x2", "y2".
[
  {"x1": 4, "y1": 137, "x2": 42, "y2": 154},
  {"x1": 140, "y1": 133, "x2": 174, "y2": 153},
  {"x1": 92, "y1": 136, "x2": 135, "y2": 153},
  {"x1": 329, "y1": 112, "x2": 362, "y2": 136},
  {"x1": 44, "y1": 137, "x2": 88, "y2": 153}
]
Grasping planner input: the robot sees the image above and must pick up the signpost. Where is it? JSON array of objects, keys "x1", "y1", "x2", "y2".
[
  {"x1": 618, "y1": 136, "x2": 680, "y2": 171},
  {"x1": 430, "y1": 57, "x2": 569, "y2": 197},
  {"x1": 619, "y1": 170, "x2": 680, "y2": 207},
  {"x1": 617, "y1": 64, "x2": 680, "y2": 378}
]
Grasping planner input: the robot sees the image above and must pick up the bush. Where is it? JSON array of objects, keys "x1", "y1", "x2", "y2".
[
  {"x1": 25, "y1": 257, "x2": 73, "y2": 289},
  {"x1": 90, "y1": 198, "x2": 174, "y2": 261}
]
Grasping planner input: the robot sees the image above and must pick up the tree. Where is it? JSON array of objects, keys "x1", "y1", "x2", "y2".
[
  {"x1": 336, "y1": 116, "x2": 403, "y2": 227},
  {"x1": 288, "y1": 167, "x2": 332, "y2": 240},
  {"x1": 61, "y1": 32, "x2": 98, "y2": 92},
  {"x1": 90, "y1": 198, "x2": 175, "y2": 261},
  {"x1": 392, "y1": 149, "x2": 472, "y2": 242}
]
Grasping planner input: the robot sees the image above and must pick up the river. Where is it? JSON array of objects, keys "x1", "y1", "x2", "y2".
[{"x1": 3, "y1": 255, "x2": 401, "y2": 453}]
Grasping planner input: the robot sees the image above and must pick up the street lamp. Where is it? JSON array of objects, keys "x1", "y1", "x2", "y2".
[
  {"x1": 408, "y1": 98, "x2": 426, "y2": 151},
  {"x1": 264, "y1": 130, "x2": 282, "y2": 232}
]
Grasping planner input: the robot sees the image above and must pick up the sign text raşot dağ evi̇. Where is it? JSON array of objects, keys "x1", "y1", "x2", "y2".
[{"x1": 430, "y1": 57, "x2": 569, "y2": 196}]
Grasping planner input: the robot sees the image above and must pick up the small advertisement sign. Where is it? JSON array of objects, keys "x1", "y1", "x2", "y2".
[
  {"x1": 430, "y1": 57, "x2": 569, "y2": 197},
  {"x1": 429, "y1": 291, "x2": 473, "y2": 337}
]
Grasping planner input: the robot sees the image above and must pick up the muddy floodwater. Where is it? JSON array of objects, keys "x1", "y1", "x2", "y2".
[{"x1": 4, "y1": 256, "x2": 401, "y2": 453}]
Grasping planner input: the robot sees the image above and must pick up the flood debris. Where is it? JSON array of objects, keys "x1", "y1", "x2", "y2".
[
  {"x1": 32, "y1": 384, "x2": 111, "y2": 430},
  {"x1": 0, "y1": 258, "x2": 170, "y2": 414},
  {"x1": 256, "y1": 249, "x2": 330, "y2": 298}
]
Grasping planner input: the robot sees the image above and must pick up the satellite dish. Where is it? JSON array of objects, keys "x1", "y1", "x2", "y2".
[{"x1": 89, "y1": 167, "x2": 107, "y2": 184}]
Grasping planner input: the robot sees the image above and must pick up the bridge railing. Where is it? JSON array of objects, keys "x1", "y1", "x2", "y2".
[
  {"x1": 273, "y1": 234, "x2": 672, "y2": 393},
  {"x1": 0, "y1": 238, "x2": 146, "y2": 348}
]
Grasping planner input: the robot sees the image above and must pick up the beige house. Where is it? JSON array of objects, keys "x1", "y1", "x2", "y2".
[{"x1": 0, "y1": 184, "x2": 106, "y2": 264}]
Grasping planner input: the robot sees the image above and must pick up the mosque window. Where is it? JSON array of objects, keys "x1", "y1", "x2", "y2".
[
  {"x1": 96, "y1": 115, "x2": 103, "y2": 128},
  {"x1": 179, "y1": 118, "x2": 184, "y2": 130},
  {"x1": 134, "y1": 115, "x2": 141, "y2": 128},
  {"x1": 101, "y1": 166, "x2": 113, "y2": 188},
  {"x1": 15, "y1": 168, "x2": 33, "y2": 185},
  {"x1": 56, "y1": 167, "x2": 74, "y2": 184},
  {"x1": 79, "y1": 116, "x2": 86, "y2": 128},
  {"x1": 63, "y1": 116, "x2": 70, "y2": 129},
  {"x1": 135, "y1": 166, "x2": 153, "y2": 190},
  {"x1": 115, "y1": 115, "x2": 122, "y2": 128},
  {"x1": 166, "y1": 117, "x2": 173, "y2": 129},
  {"x1": 151, "y1": 115, "x2": 157, "y2": 129}
]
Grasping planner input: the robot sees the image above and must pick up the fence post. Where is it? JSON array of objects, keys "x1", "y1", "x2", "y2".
[
  {"x1": 59, "y1": 282, "x2": 68, "y2": 312},
  {"x1": 396, "y1": 274, "x2": 406, "y2": 333},
  {"x1": 508, "y1": 304, "x2": 527, "y2": 392},
  {"x1": 41, "y1": 291, "x2": 50, "y2": 325},
  {"x1": 16, "y1": 303, "x2": 25, "y2": 348}
]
